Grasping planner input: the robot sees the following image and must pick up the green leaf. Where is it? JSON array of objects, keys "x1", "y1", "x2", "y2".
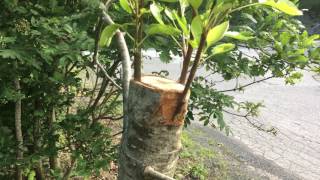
[
  {"x1": 150, "y1": 2, "x2": 164, "y2": 24},
  {"x1": 206, "y1": 21, "x2": 229, "y2": 47},
  {"x1": 304, "y1": 34, "x2": 320, "y2": 46},
  {"x1": 187, "y1": 0, "x2": 203, "y2": 11},
  {"x1": 0, "y1": 49, "x2": 22, "y2": 59},
  {"x1": 179, "y1": 0, "x2": 189, "y2": 13},
  {"x1": 288, "y1": 55, "x2": 308, "y2": 63},
  {"x1": 224, "y1": 31, "x2": 255, "y2": 41},
  {"x1": 173, "y1": 11, "x2": 189, "y2": 35},
  {"x1": 189, "y1": 40, "x2": 198, "y2": 48},
  {"x1": 99, "y1": 24, "x2": 120, "y2": 47},
  {"x1": 191, "y1": 15, "x2": 203, "y2": 48},
  {"x1": 212, "y1": 43, "x2": 235, "y2": 55},
  {"x1": 159, "y1": 0, "x2": 178, "y2": 2},
  {"x1": 120, "y1": 0, "x2": 132, "y2": 14},
  {"x1": 213, "y1": 2, "x2": 233, "y2": 14},
  {"x1": 204, "y1": 119, "x2": 210, "y2": 126},
  {"x1": 279, "y1": 32, "x2": 291, "y2": 45},
  {"x1": 146, "y1": 24, "x2": 180, "y2": 36},
  {"x1": 259, "y1": 0, "x2": 303, "y2": 16},
  {"x1": 242, "y1": 13, "x2": 257, "y2": 24},
  {"x1": 164, "y1": 8, "x2": 175, "y2": 21},
  {"x1": 28, "y1": 170, "x2": 36, "y2": 180},
  {"x1": 159, "y1": 51, "x2": 171, "y2": 63}
]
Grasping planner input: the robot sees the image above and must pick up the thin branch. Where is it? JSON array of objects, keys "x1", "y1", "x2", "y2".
[
  {"x1": 93, "y1": 116, "x2": 123, "y2": 122},
  {"x1": 101, "y1": 116, "x2": 123, "y2": 121},
  {"x1": 174, "y1": 32, "x2": 208, "y2": 118},
  {"x1": 110, "y1": 131, "x2": 124, "y2": 138},
  {"x1": 218, "y1": 76, "x2": 274, "y2": 93},
  {"x1": 91, "y1": 15, "x2": 122, "y2": 90},
  {"x1": 96, "y1": 59, "x2": 122, "y2": 90},
  {"x1": 223, "y1": 110, "x2": 277, "y2": 135},
  {"x1": 102, "y1": 9, "x2": 131, "y2": 134}
]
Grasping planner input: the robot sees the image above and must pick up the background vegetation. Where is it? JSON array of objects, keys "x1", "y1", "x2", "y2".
[{"x1": 0, "y1": 0, "x2": 319, "y2": 179}]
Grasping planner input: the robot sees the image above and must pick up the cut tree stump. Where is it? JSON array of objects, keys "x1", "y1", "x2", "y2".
[{"x1": 118, "y1": 75, "x2": 190, "y2": 180}]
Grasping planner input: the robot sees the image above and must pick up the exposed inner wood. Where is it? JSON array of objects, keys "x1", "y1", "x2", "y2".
[{"x1": 133, "y1": 75, "x2": 189, "y2": 126}]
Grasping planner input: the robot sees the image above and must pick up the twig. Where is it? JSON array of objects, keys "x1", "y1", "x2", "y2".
[
  {"x1": 96, "y1": 60, "x2": 122, "y2": 90},
  {"x1": 110, "y1": 131, "x2": 124, "y2": 138},
  {"x1": 93, "y1": 116, "x2": 123, "y2": 121},
  {"x1": 218, "y1": 76, "x2": 274, "y2": 93},
  {"x1": 223, "y1": 110, "x2": 277, "y2": 135},
  {"x1": 91, "y1": 15, "x2": 122, "y2": 90}
]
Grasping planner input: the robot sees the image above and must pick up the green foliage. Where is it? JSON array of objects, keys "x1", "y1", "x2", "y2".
[
  {"x1": 0, "y1": 0, "x2": 121, "y2": 178},
  {"x1": 146, "y1": 24, "x2": 181, "y2": 36},
  {"x1": 99, "y1": 24, "x2": 120, "y2": 47},
  {"x1": 1, "y1": 0, "x2": 319, "y2": 178},
  {"x1": 189, "y1": 165, "x2": 208, "y2": 180},
  {"x1": 177, "y1": 132, "x2": 213, "y2": 180},
  {"x1": 207, "y1": 21, "x2": 230, "y2": 48},
  {"x1": 110, "y1": 0, "x2": 319, "y2": 134},
  {"x1": 212, "y1": 43, "x2": 236, "y2": 55}
]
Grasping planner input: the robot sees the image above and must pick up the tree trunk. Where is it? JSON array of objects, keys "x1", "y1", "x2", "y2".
[
  {"x1": 14, "y1": 69, "x2": 23, "y2": 180},
  {"x1": 14, "y1": 74, "x2": 23, "y2": 180},
  {"x1": 34, "y1": 100, "x2": 46, "y2": 180},
  {"x1": 118, "y1": 75, "x2": 190, "y2": 180},
  {"x1": 48, "y1": 107, "x2": 59, "y2": 170}
]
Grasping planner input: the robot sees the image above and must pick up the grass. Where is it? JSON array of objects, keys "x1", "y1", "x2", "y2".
[{"x1": 175, "y1": 131, "x2": 228, "y2": 180}]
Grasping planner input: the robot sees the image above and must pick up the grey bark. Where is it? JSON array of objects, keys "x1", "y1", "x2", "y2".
[
  {"x1": 49, "y1": 107, "x2": 59, "y2": 170},
  {"x1": 33, "y1": 100, "x2": 46, "y2": 180},
  {"x1": 118, "y1": 75, "x2": 190, "y2": 180},
  {"x1": 101, "y1": 10, "x2": 131, "y2": 133},
  {"x1": 14, "y1": 62, "x2": 23, "y2": 180}
]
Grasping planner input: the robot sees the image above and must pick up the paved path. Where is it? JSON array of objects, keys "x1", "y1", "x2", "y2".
[
  {"x1": 144, "y1": 54, "x2": 320, "y2": 180},
  {"x1": 223, "y1": 72, "x2": 320, "y2": 180}
]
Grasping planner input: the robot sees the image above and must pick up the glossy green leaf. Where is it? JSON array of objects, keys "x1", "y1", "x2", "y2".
[
  {"x1": 206, "y1": 21, "x2": 229, "y2": 47},
  {"x1": 187, "y1": 0, "x2": 202, "y2": 10},
  {"x1": 146, "y1": 24, "x2": 180, "y2": 36},
  {"x1": 99, "y1": 24, "x2": 120, "y2": 47},
  {"x1": 173, "y1": 11, "x2": 189, "y2": 35},
  {"x1": 259, "y1": 0, "x2": 303, "y2": 16},
  {"x1": 119, "y1": 0, "x2": 132, "y2": 14},
  {"x1": 150, "y1": 2, "x2": 164, "y2": 24},
  {"x1": 164, "y1": 8, "x2": 174, "y2": 21},
  {"x1": 224, "y1": 31, "x2": 255, "y2": 41},
  {"x1": 212, "y1": 43, "x2": 235, "y2": 55},
  {"x1": 191, "y1": 15, "x2": 203, "y2": 47}
]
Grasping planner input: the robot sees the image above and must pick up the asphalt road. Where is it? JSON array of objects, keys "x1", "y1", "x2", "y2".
[{"x1": 143, "y1": 51, "x2": 320, "y2": 180}]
